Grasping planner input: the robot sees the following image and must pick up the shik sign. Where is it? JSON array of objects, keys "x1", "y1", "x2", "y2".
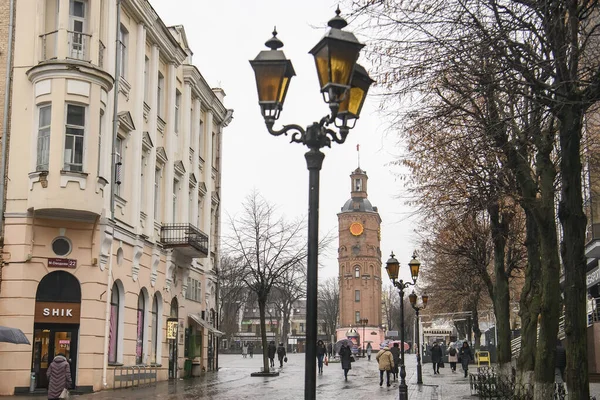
[{"x1": 34, "y1": 301, "x2": 81, "y2": 324}]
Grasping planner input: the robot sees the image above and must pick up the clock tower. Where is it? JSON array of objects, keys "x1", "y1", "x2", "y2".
[{"x1": 336, "y1": 166, "x2": 384, "y2": 345}]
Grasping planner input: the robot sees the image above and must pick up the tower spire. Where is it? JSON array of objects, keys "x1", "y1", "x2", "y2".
[{"x1": 357, "y1": 143, "x2": 360, "y2": 169}]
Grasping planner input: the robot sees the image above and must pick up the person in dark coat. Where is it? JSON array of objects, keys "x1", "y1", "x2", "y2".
[
  {"x1": 327, "y1": 342, "x2": 333, "y2": 358},
  {"x1": 248, "y1": 341, "x2": 255, "y2": 358},
  {"x1": 431, "y1": 342, "x2": 443, "y2": 374},
  {"x1": 555, "y1": 339, "x2": 567, "y2": 382},
  {"x1": 268, "y1": 341, "x2": 277, "y2": 368},
  {"x1": 316, "y1": 340, "x2": 327, "y2": 374},
  {"x1": 277, "y1": 342, "x2": 287, "y2": 368},
  {"x1": 339, "y1": 342, "x2": 352, "y2": 381},
  {"x1": 47, "y1": 354, "x2": 72, "y2": 400},
  {"x1": 459, "y1": 341, "x2": 473, "y2": 378},
  {"x1": 390, "y1": 343, "x2": 401, "y2": 380}
]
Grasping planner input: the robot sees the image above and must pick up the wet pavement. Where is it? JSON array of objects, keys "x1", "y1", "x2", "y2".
[{"x1": 7, "y1": 354, "x2": 600, "y2": 399}]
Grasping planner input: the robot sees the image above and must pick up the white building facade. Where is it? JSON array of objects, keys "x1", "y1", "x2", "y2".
[{"x1": 0, "y1": 0, "x2": 231, "y2": 394}]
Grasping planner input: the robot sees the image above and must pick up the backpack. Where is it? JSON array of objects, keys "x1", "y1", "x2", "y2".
[{"x1": 449, "y1": 347, "x2": 457, "y2": 356}]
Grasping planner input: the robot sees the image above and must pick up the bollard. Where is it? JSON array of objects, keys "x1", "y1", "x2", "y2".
[{"x1": 29, "y1": 372, "x2": 36, "y2": 393}]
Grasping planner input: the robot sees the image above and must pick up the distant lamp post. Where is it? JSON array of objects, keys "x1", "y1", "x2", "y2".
[
  {"x1": 385, "y1": 251, "x2": 421, "y2": 400},
  {"x1": 250, "y1": 8, "x2": 373, "y2": 400},
  {"x1": 408, "y1": 291, "x2": 428, "y2": 385},
  {"x1": 359, "y1": 318, "x2": 369, "y2": 357}
]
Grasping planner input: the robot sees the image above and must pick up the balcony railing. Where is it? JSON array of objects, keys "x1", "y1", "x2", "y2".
[
  {"x1": 160, "y1": 223, "x2": 208, "y2": 258},
  {"x1": 40, "y1": 30, "x2": 92, "y2": 62}
]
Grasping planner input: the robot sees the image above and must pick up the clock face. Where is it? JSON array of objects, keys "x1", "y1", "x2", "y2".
[{"x1": 349, "y1": 222, "x2": 364, "y2": 236}]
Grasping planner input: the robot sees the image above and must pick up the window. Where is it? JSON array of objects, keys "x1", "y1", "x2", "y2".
[
  {"x1": 355, "y1": 290, "x2": 360, "y2": 302},
  {"x1": 108, "y1": 282, "x2": 121, "y2": 363},
  {"x1": 118, "y1": 24, "x2": 128, "y2": 78},
  {"x1": 143, "y1": 56, "x2": 149, "y2": 103},
  {"x1": 97, "y1": 110, "x2": 104, "y2": 176},
  {"x1": 188, "y1": 188, "x2": 193, "y2": 223},
  {"x1": 354, "y1": 266, "x2": 360, "y2": 278},
  {"x1": 154, "y1": 168, "x2": 161, "y2": 220},
  {"x1": 355, "y1": 311, "x2": 360, "y2": 323},
  {"x1": 212, "y1": 132, "x2": 218, "y2": 165},
  {"x1": 140, "y1": 156, "x2": 147, "y2": 210},
  {"x1": 355, "y1": 178, "x2": 362, "y2": 191},
  {"x1": 150, "y1": 292, "x2": 161, "y2": 364},
  {"x1": 64, "y1": 104, "x2": 85, "y2": 172},
  {"x1": 198, "y1": 120, "x2": 204, "y2": 157},
  {"x1": 115, "y1": 136, "x2": 123, "y2": 196},
  {"x1": 69, "y1": 0, "x2": 87, "y2": 59},
  {"x1": 136, "y1": 291, "x2": 145, "y2": 364},
  {"x1": 172, "y1": 179, "x2": 179, "y2": 222},
  {"x1": 36, "y1": 105, "x2": 51, "y2": 171},
  {"x1": 300, "y1": 323, "x2": 305, "y2": 333},
  {"x1": 175, "y1": 90, "x2": 181, "y2": 133},
  {"x1": 157, "y1": 72, "x2": 164, "y2": 118},
  {"x1": 185, "y1": 278, "x2": 202, "y2": 302}
]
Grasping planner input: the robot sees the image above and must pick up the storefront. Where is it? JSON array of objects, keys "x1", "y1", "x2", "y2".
[{"x1": 31, "y1": 271, "x2": 81, "y2": 390}]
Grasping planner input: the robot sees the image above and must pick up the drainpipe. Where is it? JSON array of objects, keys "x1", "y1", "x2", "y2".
[
  {"x1": 0, "y1": 0, "x2": 16, "y2": 236},
  {"x1": 101, "y1": 0, "x2": 122, "y2": 388}
]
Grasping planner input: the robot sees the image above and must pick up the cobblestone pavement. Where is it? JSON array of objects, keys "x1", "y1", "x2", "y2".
[{"x1": 5, "y1": 354, "x2": 600, "y2": 399}]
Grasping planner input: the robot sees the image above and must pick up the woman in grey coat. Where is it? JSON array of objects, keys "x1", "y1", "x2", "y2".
[
  {"x1": 459, "y1": 341, "x2": 473, "y2": 378},
  {"x1": 46, "y1": 354, "x2": 72, "y2": 400}
]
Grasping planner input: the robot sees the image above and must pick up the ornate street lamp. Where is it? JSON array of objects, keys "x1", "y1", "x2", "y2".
[
  {"x1": 409, "y1": 291, "x2": 428, "y2": 385},
  {"x1": 250, "y1": 8, "x2": 374, "y2": 400},
  {"x1": 359, "y1": 318, "x2": 369, "y2": 357},
  {"x1": 385, "y1": 251, "x2": 421, "y2": 400}
]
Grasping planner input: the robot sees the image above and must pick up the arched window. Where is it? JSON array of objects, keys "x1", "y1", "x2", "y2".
[
  {"x1": 150, "y1": 291, "x2": 162, "y2": 364},
  {"x1": 170, "y1": 297, "x2": 178, "y2": 318},
  {"x1": 108, "y1": 281, "x2": 121, "y2": 363},
  {"x1": 136, "y1": 290, "x2": 146, "y2": 364},
  {"x1": 354, "y1": 266, "x2": 360, "y2": 278}
]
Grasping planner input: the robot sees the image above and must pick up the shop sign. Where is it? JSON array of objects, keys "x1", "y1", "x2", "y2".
[
  {"x1": 48, "y1": 258, "x2": 77, "y2": 269},
  {"x1": 34, "y1": 301, "x2": 81, "y2": 324},
  {"x1": 166, "y1": 319, "x2": 178, "y2": 340},
  {"x1": 588, "y1": 267, "x2": 600, "y2": 288}
]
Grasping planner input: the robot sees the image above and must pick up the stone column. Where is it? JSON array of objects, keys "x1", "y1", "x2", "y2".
[{"x1": 131, "y1": 23, "x2": 146, "y2": 233}]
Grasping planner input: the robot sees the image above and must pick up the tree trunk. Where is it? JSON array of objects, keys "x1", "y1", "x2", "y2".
[
  {"x1": 258, "y1": 296, "x2": 270, "y2": 373},
  {"x1": 281, "y1": 308, "x2": 291, "y2": 349},
  {"x1": 558, "y1": 108, "x2": 589, "y2": 400},
  {"x1": 516, "y1": 208, "x2": 541, "y2": 392},
  {"x1": 488, "y1": 202, "x2": 512, "y2": 375},
  {"x1": 472, "y1": 307, "x2": 481, "y2": 350}
]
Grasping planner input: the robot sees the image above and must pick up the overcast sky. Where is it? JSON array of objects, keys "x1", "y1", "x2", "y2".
[{"x1": 152, "y1": 0, "x2": 420, "y2": 283}]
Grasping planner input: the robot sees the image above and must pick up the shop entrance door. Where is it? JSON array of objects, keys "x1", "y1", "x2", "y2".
[{"x1": 32, "y1": 325, "x2": 79, "y2": 389}]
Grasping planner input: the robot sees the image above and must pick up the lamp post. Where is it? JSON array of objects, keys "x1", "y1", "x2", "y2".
[
  {"x1": 359, "y1": 318, "x2": 368, "y2": 357},
  {"x1": 250, "y1": 8, "x2": 374, "y2": 400},
  {"x1": 385, "y1": 251, "x2": 421, "y2": 400},
  {"x1": 408, "y1": 291, "x2": 428, "y2": 385}
]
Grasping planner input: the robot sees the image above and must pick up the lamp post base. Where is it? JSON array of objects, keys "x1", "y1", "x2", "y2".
[{"x1": 399, "y1": 364, "x2": 408, "y2": 400}]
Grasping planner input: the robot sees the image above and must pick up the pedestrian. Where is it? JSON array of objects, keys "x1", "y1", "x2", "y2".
[
  {"x1": 248, "y1": 342, "x2": 255, "y2": 358},
  {"x1": 459, "y1": 341, "x2": 473, "y2": 378},
  {"x1": 555, "y1": 339, "x2": 566, "y2": 383},
  {"x1": 277, "y1": 342, "x2": 287, "y2": 368},
  {"x1": 327, "y1": 342, "x2": 333, "y2": 358},
  {"x1": 339, "y1": 342, "x2": 352, "y2": 381},
  {"x1": 47, "y1": 353, "x2": 72, "y2": 400},
  {"x1": 268, "y1": 341, "x2": 277, "y2": 368},
  {"x1": 366, "y1": 343, "x2": 373, "y2": 361},
  {"x1": 376, "y1": 345, "x2": 394, "y2": 387},
  {"x1": 390, "y1": 343, "x2": 400, "y2": 380},
  {"x1": 242, "y1": 342, "x2": 248, "y2": 358},
  {"x1": 447, "y1": 343, "x2": 458, "y2": 373},
  {"x1": 431, "y1": 342, "x2": 443, "y2": 374},
  {"x1": 317, "y1": 340, "x2": 327, "y2": 374}
]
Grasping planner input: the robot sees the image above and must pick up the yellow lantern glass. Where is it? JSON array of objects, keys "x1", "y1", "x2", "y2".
[
  {"x1": 385, "y1": 253, "x2": 399, "y2": 281},
  {"x1": 422, "y1": 295, "x2": 429, "y2": 308},
  {"x1": 409, "y1": 292, "x2": 417, "y2": 305},
  {"x1": 408, "y1": 254, "x2": 421, "y2": 282}
]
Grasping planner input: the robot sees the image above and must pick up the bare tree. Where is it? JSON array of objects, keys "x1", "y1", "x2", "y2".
[
  {"x1": 217, "y1": 255, "x2": 248, "y2": 347},
  {"x1": 318, "y1": 277, "x2": 340, "y2": 340},
  {"x1": 270, "y1": 267, "x2": 306, "y2": 346},
  {"x1": 224, "y1": 191, "x2": 308, "y2": 374}
]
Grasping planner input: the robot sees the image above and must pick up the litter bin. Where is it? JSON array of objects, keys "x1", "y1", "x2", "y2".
[{"x1": 184, "y1": 359, "x2": 193, "y2": 378}]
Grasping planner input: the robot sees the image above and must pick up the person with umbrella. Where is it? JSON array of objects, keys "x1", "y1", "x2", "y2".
[{"x1": 339, "y1": 341, "x2": 352, "y2": 381}]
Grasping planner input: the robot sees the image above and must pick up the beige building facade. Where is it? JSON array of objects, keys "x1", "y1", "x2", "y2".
[
  {"x1": 0, "y1": 0, "x2": 231, "y2": 395},
  {"x1": 336, "y1": 167, "x2": 385, "y2": 347}
]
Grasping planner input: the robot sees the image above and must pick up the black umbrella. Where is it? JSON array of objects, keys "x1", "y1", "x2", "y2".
[
  {"x1": 334, "y1": 339, "x2": 352, "y2": 354},
  {"x1": 0, "y1": 326, "x2": 30, "y2": 345}
]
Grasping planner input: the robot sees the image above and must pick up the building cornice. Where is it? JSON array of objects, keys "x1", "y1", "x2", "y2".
[{"x1": 26, "y1": 61, "x2": 114, "y2": 92}]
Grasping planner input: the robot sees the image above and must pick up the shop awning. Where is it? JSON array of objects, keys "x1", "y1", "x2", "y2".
[{"x1": 188, "y1": 314, "x2": 224, "y2": 337}]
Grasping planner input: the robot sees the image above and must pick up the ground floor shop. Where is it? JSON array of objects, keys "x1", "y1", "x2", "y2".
[{"x1": 0, "y1": 217, "x2": 219, "y2": 395}]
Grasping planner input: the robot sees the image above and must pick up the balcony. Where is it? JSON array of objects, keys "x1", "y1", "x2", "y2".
[
  {"x1": 160, "y1": 223, "x2": 208, "y2": 258},
  {"x1": 40, "y1": 30, "x2": 92, "y2": 62}
]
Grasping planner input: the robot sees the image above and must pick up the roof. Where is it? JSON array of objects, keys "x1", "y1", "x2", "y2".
[{"x1": 340, "y1": 198, "x2": 378, "y2": 213}]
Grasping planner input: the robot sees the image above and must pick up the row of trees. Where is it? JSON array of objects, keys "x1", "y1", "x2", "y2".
[{"x1": 349, "y1": 1, "x2": 600, "y2": 398}]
